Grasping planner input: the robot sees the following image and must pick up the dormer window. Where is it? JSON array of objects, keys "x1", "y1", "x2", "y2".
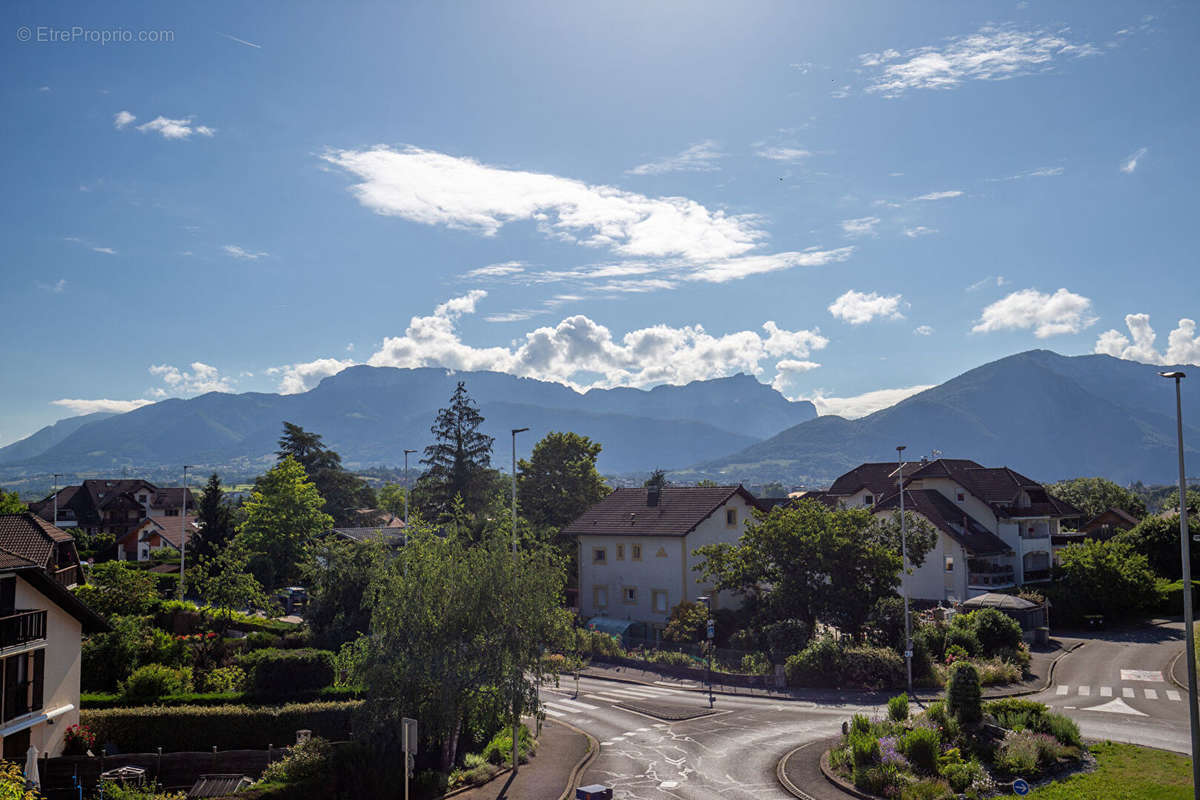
[{"x1": 863, "y1": 495, "x2": 874, "y2": 506}]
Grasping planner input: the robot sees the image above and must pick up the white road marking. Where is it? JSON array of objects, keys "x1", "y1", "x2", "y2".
[
  {"x1": 1168, "y1": 690, "x2": 1182, "y2": 701},
  {"x1": 600, "y1": 741, "x2": 612, "y2": 746},
  {"x1": 1100, "y1": 686, "x2": 1113, "y2": 697},
  {"x1": 1123, "y1": 688, "x2": 1135, "y2": 698},
  {"x1": 603, "y1": 688, "x2": 668, "y2": 699},
  {"x1": 610, "y1": 736, "x2": 625, "y2": 742},
  {"x1": 1121, "y1": 670, "x2": 1164, "y2": 682},
  {"x1": 1085, "y1": 697, "x2": 1148, "y2": 716},
  {"x1": 1078, "y1": 685, "x2": 1090, "y2": 696},
  {"x1": 659, "y1": 781, "x2": 679, "y2": 789},
  {"x1": 585, "y1": 693, "x2": 629, "y2": 702},
  {"x1": 545, "y1": 698, "x2": 598, "y2": 711},
  {"x1": 637, "y1": 727, "x2": 651, "y2": 732},
  {"x1": 1145, "y1": 688, "x2": 1159, "y2": 700},
  {"x1": 1056, "y1": 685, "x2": 1068, "y2": 695},
  {"x1": 653, "y1": 723, "x2": 669, "y2": 728},
  {"x1": 623, "y1": 731, "x2": 639, "y2": 736},
  {"x1": 543, "y1": 708, "x2": 566, "y2": 718}
]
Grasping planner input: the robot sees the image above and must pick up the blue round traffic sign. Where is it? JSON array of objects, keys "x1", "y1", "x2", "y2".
[{"x1": 1013, "y1": 778, "x2": 1030, "y2": 795}]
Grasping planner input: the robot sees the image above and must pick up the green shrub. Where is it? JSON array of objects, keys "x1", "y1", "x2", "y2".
[
  {"x1": 853, "y1": 763, "x2": 902, "y2": 796},
  {"x1": 244, "y1": 631, "x2": 281, "y2": 651},
  {"x1": 239, "y1": 648, "x2": 335, "y2": 698},
  {"x1": 739, "y1": 651, "x2": 771, "y2": 675},
  {"x1": 759, "y1": 619, "x2": 810, "y2": 663},
  {"x1": 849, "y1": 730, "x2": 879, "y2": 769},
  {"x1": 119, "y1": 664, "x2": 193, "y2": 703},
  {"x1": 941, "y1": 760, "x2": 984, "y2": 793},
  {"x1": 914, "y1": 622, "x2": 947, "y2": 662},
  {"x1": 842, "y1": 646, "x2": 905, "y2": 689},
  {"x1": 902, "y1": 726, "x2": 940, "y2": 775},
  {"x1": 481, "y1": 724, "x2": 535, "y2": 766},
  {"x1": 887, "y1": 693, "x2": 909, "y2": 722},
  {"x1": 972, "y1": 657, "x2": 1021, "y2": 685},
  {"x1": 924, "y1": 700, "x2": 961, "y2": 741},
  {"x1": 785, "y1": 635, "x2": 842, "y2": 687},
  {"x1": 201, "y1": 665, "x2": 247, "y2": 693},
  {"x1": 643, "y1": 649, "x2": 698, "y2": 668},
  {"x1": 995, "y1": 644, "x2": 1032, "y2": 672},
  {"x1": 82, "y1": 700, "x2": 362, "y2": 752},
  {"x1": 1045, "y1": 712, "x2": 1081, "y2": 748},
  {"x1": 962, "y1": 608, "x2": 1023, "y2": 657},
  {"x1": 995, "y1": 730, "x2": 1062, "y2": 775},
  {"x1": 946, "y1": 662, "x2": 982, "y2": 723},
  {"x1": 850, "y1": 713, "x2": 871, "y2": 735},
  {"x1": 577, "y1": 628, "x2": 624, "y2": 659},
  {"x1": 258, "y1": 736, "x2": 332, "y2": 785},
  {"x1": 944, "y1": 626, "x2": 980, "y2": 658},
  {"x1": 900, "y1": 779, "x2": 953, "y2": 800}
]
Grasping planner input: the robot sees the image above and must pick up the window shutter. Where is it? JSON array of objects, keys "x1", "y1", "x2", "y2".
[
  {"x1": 31, "y1": 650, "x2": 44, "y2": 712},
  {"x1": 3, "y1": 656, "x2": 18, "y2": 721},
  {"x1": 0, "y1": 578, "x2": 14, "y2": 617}
]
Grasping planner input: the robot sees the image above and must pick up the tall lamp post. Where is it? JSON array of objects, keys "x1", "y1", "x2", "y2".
[
  {"x1": 1161, "y1": 371, "x2": 1199, "y2": 796},
  {"x1": 698, "y1": 595, "x2": 714, "y2": 708},
  {"x1": 402, "y1": 449, "x2": 417, "y2": 528},
  {"x1": 509, "y1": 427, "x2": 529, "y2": 772},
  {"x1": 179, "y1": 465, "x2": 192, "y2": 601},
  {"x1": 52, "y1": 473, "x2": 62, "y2": 526},
  {"x1": 896, "y1": 445, "x2": 912, "y2": 695}
]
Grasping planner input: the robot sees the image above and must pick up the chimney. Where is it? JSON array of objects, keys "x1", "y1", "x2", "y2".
[{"x1": 647, "y1": 485, "x2": 661, "y2": 507}]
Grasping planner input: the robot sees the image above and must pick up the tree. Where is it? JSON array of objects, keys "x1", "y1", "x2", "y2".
[
  {"x1": 304, "y1": 536, "x2": 386, "y2": 649},
  {"x1": 239, "y1": 456, "x2": 334, "y2": 589},
  {"x1": 644, "y1": 469, "x2": 668, "y2": 489},
  {"x1": 1046, "y1": 477, "x2": 1146, "y2": 521},
  {"x1": 190, "y1": 538, "x2": 270, "y2": 632},
  {"x1": 73, "y1": 561, "x2": 158, "y2": 618},
  {"x1": 662, "y1": 601, "x2": 708, "y2": 644},
  {"x1": 0, "y1": 489, "x2": 26, "y2": 514},
  {"x1": 192, "y1": 473, "x2": 235, "y2": 561},
  {"x1": 517, "y1": 432, "x2": 610, "y2": 533},
  {"x1": 416, "y1": 382, "x2": 496, "y2": 517},
  {"x1": 694, "y1": 500, "x2": 935, "y2": 639},
  {"x1": 276, "y1": 422, "x2": 376, "y2": 526},
  {"x1": 1162, "y1": 487, "x2": 1200, "y2": 517},
  {"x1": 377, "y1": 483, "x2": 407, "y2": 518},
  {"x1": 361, "y1": 526, "x2": 568, "y2": 771},
  {"x1": 1114, "y1": 516, "x2": 1198, "y2": 581},
  {"x1": 1054, "y1": 538, "x2": 1157, "y2": 620}
]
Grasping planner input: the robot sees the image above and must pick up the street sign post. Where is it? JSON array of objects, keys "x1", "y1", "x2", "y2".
[
  {"x1": 402, "y1": 717, "x2": 417, "y2": 800},
  {"x1": 1012, "y1": 777, "x2": 1030, "y2": 795}
]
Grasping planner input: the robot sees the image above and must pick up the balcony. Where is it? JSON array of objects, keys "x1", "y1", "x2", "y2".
[
  {"x1": 968, "y1": 563, "x2": 1016, "y2": 588},
  {"x1": 1023, "y1": 568, "x2": 1052, "y2": 583},
  {"x1": 0, "y1": 611, "x2": 46, "y2": 649},
  {"x1": 52, "y1": 564, "x2": 80, "y2": 589}
]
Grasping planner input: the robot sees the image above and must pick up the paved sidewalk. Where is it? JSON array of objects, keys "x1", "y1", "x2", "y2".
[
  {"x1": 450, "y1": 720, "x2": 592, "y2": 800},
  {"x1": 778, "y1": 736, "x2": 851, "y2": 800}
]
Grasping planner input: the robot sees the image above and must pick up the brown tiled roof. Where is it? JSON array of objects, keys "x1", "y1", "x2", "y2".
[
  {"x1": 876, "y1": 489, "x2": 1012, "y2": 556},
  {"x1": 332, "y1": 527, "x2": 407, "y2": 545},
  {"x1": 560, "y1": 485, "x2": 758, "y2": 538},
  {"x1": 149, "y1": 487, "x2": 196, "y2": 510},
  {"x1": 130, "y1": 515, "x2": 199, "y2": 549},
  {"x1": 904, "y1": 459, "x2": 1079, "y2": 518},
  {"x1": 0, "y1": 513, "x2": 68, "y2": 567},
  {"x1": 828, "y1": 462, "x2": 919, "y2": 498},
  {"x1": 0, "y1": 547, "x2": 36, "y2": 570}
]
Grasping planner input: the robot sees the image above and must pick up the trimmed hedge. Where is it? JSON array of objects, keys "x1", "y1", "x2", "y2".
[
  {"x1": 82, "y1": 700, "x2": 362, "y2": 752},
  {"x1": 240, "y1": 648, "x2": 336, "y2": 698},
  {"x1": 81, "y1": 686, "x2": 362, "y2": 709}
]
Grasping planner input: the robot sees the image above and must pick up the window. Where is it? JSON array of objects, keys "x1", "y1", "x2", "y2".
[
  {"x1": 631, "y1": 543, "x2": 642, "y2": 561},
  {"x1": 165, "y1": 508, "x2": 180, "y2": 517},
  {"x1": 593, "y1": 585, "x2": 608, "y2": 609},
  {"x1": 945, "y1": 556, "x2": 955, "y2": 573},
  {"x1": 592, "y1": 547, "x2": 606, "y2": 564},
  {"x1": 616, "y1": 544, "x2": 625, "y2": 561},
  {"x1": 652, "y1": 590, "x2": 669, "y2": 614},
  {"x1": 863, "y1": 495, "x2": 873, "y2": 506},
  {"x1": 623, "y1": 586, "x2": 638, "y2": 604},
  {"x1": 725, "y1": 508, "x2": 737, "y2": 527},
  {"x1": 2, "y1": 650, "x2": 44, "y2": 722},
  {"x1": 956, "y1": 492, "x2": 965, "y2": 503}
]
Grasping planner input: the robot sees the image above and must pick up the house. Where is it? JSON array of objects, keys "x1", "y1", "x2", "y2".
[
  {"x1": 30, "y1": 480, "x2": 195, "y2": 540},
  {"x1": 327, "y1": 521, "x2": 407, "y2": 547},
  {"x1": 1078, "y1": 507, "x2": 1140, "y2": 539},
  {"x1": 114, "y1": 515, "x2": 199, "y2": 562},
  {"x1": 561, "y1": 484, "x2": 761, "y2": 633},
  {"x1": 0, "y1": 514, "x2": 108, "y2": 759},
  {"x1": 858, "y1": 458, "x2": 1079, "y2": 603}
]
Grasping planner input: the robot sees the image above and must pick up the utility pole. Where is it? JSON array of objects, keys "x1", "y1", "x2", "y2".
[
  {"x1": 403, "y1": 449, "x2": 417, "y2": 528},
  {"x1": 1160, "y1": 371, "x2": 1199, "y2": 799},
  {"x1": 52, "y1": 474, "x2": 62, "y2": 526},
  {"x1": 698, "y1": 595, "x2": 714, "y2": 708},
  {"x1": 897, "y1": 445, "x2": 912, "y2": 696},
  {"x1": 510, "y1": 427, "x2": 528, "y2": 773},
  {"x1": 179, "y1": 465, "x2": 191, "y2": 601}
]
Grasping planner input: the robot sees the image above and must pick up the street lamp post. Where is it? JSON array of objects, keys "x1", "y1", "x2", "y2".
[
  {"x1": 52, "y1": 473, "x2": 62, "y2": 527},
  {"x1": 179, "y1": 465, "x2": 192, "y2": 601},
  {"x1": 1161, "y1": 371, "x2": 1199, "y2": 797},
  {"x1": 897, "y1": 445, "x2": 912, "y2": 695},
  {"x1": 509, "y1": 427, "x2": 529, "y2": 773},
  {"x1": 403, "y1": 449, "x2": 417, "y2": 528},
  {"x1": 698, "y1": 595, "x2": 714, "y2": 708}
]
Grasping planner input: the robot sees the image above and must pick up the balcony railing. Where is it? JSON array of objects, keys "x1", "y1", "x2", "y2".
[
  {"x1": 52, "y1": 564, "x2": 81, "y2": 588},
  {"x1": 0, "y1": 611, "x2": 47, "y2": 649},
  {"x1": 968, "y1": 564, "x2": 1015, "y2": 587},
  {"x1": 1023, "y1": 568, "x2": 1052, "y2": 583}
]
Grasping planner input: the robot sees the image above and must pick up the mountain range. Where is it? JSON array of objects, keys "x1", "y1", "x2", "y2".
[
  {"x1": 0, "y1": 367, "x2": 816, "y2": 478},
  {"x1": 682, "y1": 350, "x2": 1199, "y2": 486}
]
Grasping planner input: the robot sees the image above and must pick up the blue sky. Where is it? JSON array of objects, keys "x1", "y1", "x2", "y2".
[{"x1": 2, "y1": 1, "x2": 1198, "y2": 446}]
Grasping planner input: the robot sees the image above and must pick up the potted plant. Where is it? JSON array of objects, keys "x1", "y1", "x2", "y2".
[{"x1": 63, "y1": 724, "x2": 95, "y2": 757}]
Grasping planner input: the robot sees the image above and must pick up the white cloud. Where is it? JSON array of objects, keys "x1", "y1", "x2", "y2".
[
  {"x1": 904, "y1": 226, "x2": 937, "y2": 238},
  {"x1": 627, "y1": 140, "x2": 722, "y2": 175},
  {"x1": 988, "y1": 166, "x2": 1065, "y2": 181},
  {"x1": 113, "y1": 110, "x2": 136, "y2": 129},
  {"x1": 861, "y1": 24, "x2": 1100, "y2": 97},
  {"x1": 911, "y1": 190, "x2": 963, "y2": 202},
  {"x1": 1093, "y1": 314, "x2": 1200, "y2": 366},
  {"x1": 914, "y1": 325, "x2": 934, "y2": 336},
  {"x1": 972, "y1": 288, "x2": 1097, "y2": 338},
  {"x1": 465, "y1": 261, "x2": 526, "y2": 278},
  {"x1": 223, "y1": 245, "x2": 268, "y2": 260},
  {"x1": 267, "y1": 358, "x2": 356, "y2": 394},
  {"x1": 148, "y1": 362, "x2": 235, "y2": 394},
  {"x1": 685, "y1": 247, "x2": 854, "y2": 283},
  {"x1": 36, "y1": 278, "x2": 66, "y2": 293},
  {"x1": 828, "y1": 290, "x2": 905, "y2": 325},
  {"x1": 754, "y1": 146, "x2": 812, "y2": 163},
  {"x1": 1121, "y1": 147, "x2": 1147, "y2": 174},
  {"x1": 841, "y1": 217, "x2": 880, "y2": 238},
  {"x1": 92, "y1": 247, "x2": 117, "y2": 255},
  {"x1": 803, "y1": 384, "x2": 935, "y2": 418},
  {"x1": 220, "y1": 32, "x2": 261, "y2": 48},
  {"x1": 132, "y1": 115, "x2": 216, "y2": 140},
  {"x1": 51, "y1": 398, "x2": 154, "y2": 415},
  {"x1": 967, "y1": 275, "x2": 1008, "y2": 292}
]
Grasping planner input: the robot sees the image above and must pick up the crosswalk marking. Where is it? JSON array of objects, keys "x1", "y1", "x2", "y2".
[
  {"x1": 602, "y1": 688, "x2": 666, "y2": 699},
  {"x1": 543, "y1": 707, "x2": 566, "y2": 718},
  {"x1": 1123, "y1": 687, "x2": 1135, "y2": 698},
  {"x1": 585, "y1": 693, "x2": 629, "y2": 702},
  {"x1": 1168, "y1": 690, "x2": 1182, "y2": 701},
  {"x1": 1056, "y1": 685, "x2": 1068, "y2": 695},
  {"x1": 1100, "y1": 686, "x2": 1112, "y2": 697},
  {"x1": 1121, "y1": 670, "x2": 1164, "y2": 682},
  {"x1": 1145, "y1": 688, "x2": 1159, "y2": 700},
  {"x1": 1078, "y1": 686, "x2": 1090, "y2": 696},
  {"x1": 544, "y1": 698, "x2": 599, "y2": 712}
]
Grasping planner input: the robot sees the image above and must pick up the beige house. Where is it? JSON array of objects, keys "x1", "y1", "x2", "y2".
[
  {"x1": 0, "y1": 514, "x2": 107, "y2": 759},
  {"x1": 115, "y1": 515, "x2": 199, "y2": 562},
  {"x1": 562, "y1": 485, "x2": 761, "y2": 633}
]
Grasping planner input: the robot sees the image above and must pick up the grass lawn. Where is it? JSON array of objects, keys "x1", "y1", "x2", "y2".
[{"x1": 1026, "y1": 741, "x2": 1191, "y2": 799}]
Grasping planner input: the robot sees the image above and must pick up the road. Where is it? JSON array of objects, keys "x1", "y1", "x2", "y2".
[{"x1": 541, "y1": 624, "x2": 1196, "y2": 798}]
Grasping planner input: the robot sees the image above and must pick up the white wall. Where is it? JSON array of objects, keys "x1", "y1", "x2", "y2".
[
  {"x1": 908, "y1": 477, "x2": 999, "y2": 530},
  {"x1": 683, "y1": 493, "x2": 756, "y2": 611},
  {"x1": 897, "y1": 522, "x2": 965, "y2": 603}
]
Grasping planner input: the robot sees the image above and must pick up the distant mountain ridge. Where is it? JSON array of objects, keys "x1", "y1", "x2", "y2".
[
  {"x1": 0, "y1": 367, "x2": 817, "y2": 477},
  {"x1": 683, "y1": 350, "x2": 1200, "y2": 487}
]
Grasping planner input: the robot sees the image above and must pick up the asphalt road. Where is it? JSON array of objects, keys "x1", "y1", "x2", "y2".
[{"x1": 542, "y1": 624, "x2": 1198, "y2": 799}]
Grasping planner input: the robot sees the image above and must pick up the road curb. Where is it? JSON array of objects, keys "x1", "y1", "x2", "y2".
[
  {"x1": 776, "y1": 741, "x2": 821, "y2": 800},
  {"x1": 1169, "y1": 645, "x2": 1187, "y2": 693},
  {"x1": 555, "y1": 718, "x2": 600, "y2": 800},
  {"x1": 995, "y1": 640, "x2": 1085, "y2": 698}
]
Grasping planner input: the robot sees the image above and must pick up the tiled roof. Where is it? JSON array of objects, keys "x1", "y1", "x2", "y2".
[
  {"x1": 133, "y1": 515, "x2": 199, "y2": 549},
  {"x1": 560, "y1": 485, "x2": 757, "y2": 538},
  {"x1": 0, "y1": 547, "x2": 36, "y2": 570},
  {"x1": 149, "y1": 487, "x2": 195, "y2": 510},
  {"x1": 332, "y1": 527, "x2": 407, "y2": 544},
  {"x1": 0, "y1": 513, "x2": 69, "y2": 567},
  {"x1": 827, "y1": 462, "x2": 918, "y2": 498},
  {"x1": 904, "y1": 459, "x2": 1079, "y2": 518},
  {"x1": 876, "y1": 489, "x2": 1012, "y2": 557}
]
